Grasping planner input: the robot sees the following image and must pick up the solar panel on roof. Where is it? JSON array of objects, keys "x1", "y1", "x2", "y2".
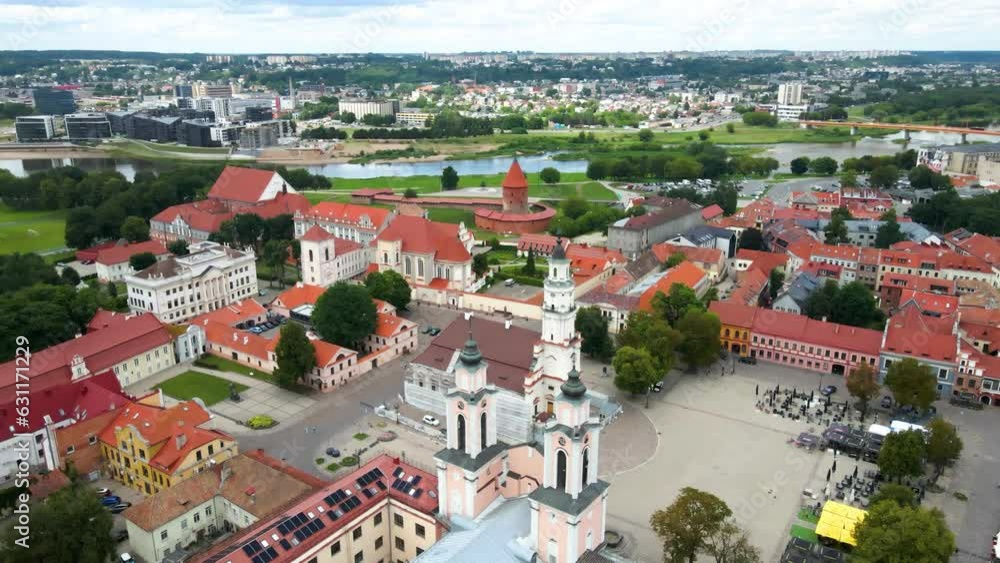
[
  {"x1": 243, "y1": 545, "x2": 256, "y2": 556},
  {"x1": 315, "y1": 518, "x2": 325, "y2": 529},
  {"x1": 392, "y1": 467, "x2": 404, "y2": 478},
  {"x1": 362, "y1": 488, "x2": 374, "y2": 498},
  {"x1": 412, "y1": 489, "x2": 423, "y2": 498},
  {"x1": 279, "y1": 539, "x2": 291, "y2": 550},
  {"x1": 258, "y1": 551, "x2": 272, "y2": 563},
  {"x1": 350, "y1": 496, "x2": 362, "y2": 509},
  {"x1": 373, "y1": 467, "x2": 385, "y2": 478},
  {"x1": 294, "y1": 530, "x2": 306, "y2": 542},
  {"x1": 339, "y1": 501, "x2": 351, "y2": 512},
  {"x1": 251, "y1": 555, "x2": 263, "y2": 563},
  {"x1": 265, "y1": 547, "x2": 278, "y2": 559},
  {"x1": 328, "y1": 511, "x2": 339, "y2": 522},
  {"x1": 411, "y1": 475, "x2": 422, "y2": 485},
  {"x1": 376, "y1": 480, "x2": 387, "y2": 490}
]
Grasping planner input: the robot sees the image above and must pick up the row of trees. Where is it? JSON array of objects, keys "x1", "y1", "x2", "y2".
[
  {"x1": 803, "y1": 279, "x2": 885, "y2": 330},
  {"x1": 548, "y1": 196, "x2": 627, "y2": 238},
  {"x1": 907, "y1": 189, "x2": 1000, "y2": 235},
  {"x1": 299, "y1": 125, "x2": 349, "y2": 140}
]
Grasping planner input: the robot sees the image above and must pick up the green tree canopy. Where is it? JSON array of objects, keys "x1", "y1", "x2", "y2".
[
  {"x1": 273, "y1": 322, "x2": 316, "y2": 389},
  {"x1": 261, "y1": 239, "x2": 290, "y2": 288},
  {"x1": 875, "y1": 209, "x2": 906, "y2": 249},
  {"x1": 738, "y1": 228, "x2": 764, "y2": 251},
  {"x1": 676, "y1": 310, "x2": 722, "y2": 370},
  {"x1": 167, "y1": 239, "x2": 190, "y2": 256},
  {"x1": 128, "y1": 251, "x2": 157, "y2": 272},
  {"x1": 120, "y1": 215, "x2": 150, "y2": 243},
  {"x1": 638, "y1": 128, "x2": 655, "y2": 142},
  {"x1": 854, "y1": 501, "x2": 954, "y2": 563},
  {"x1": 878, "y1": 429, "x2": 926, "y2": 483},
  {"x1": 885, "y1": 358, "x2": 938, "y2": 412},
  {"x1": 612, "y1": 346, "x2": 660, "y2": 405},
  {"x1": 925, "y1": 417, "x2": 962, "y2": 482},
  {"x1": 808, "y1": 156, "x2": 838, "y2": 175},
  {"x1": 312, "y1": 283, "x2": 377, "y2": 349},
  {"x1": 652, "y1": 283, "x2": 705, "y2": 327},
  {"x1": 665, "y1": 252, "x2": 687, "y2": 269},
  {"x1": 617, "y1": 311, "x2": 681, "y2": 373},
  {"x1": 440, "y1": 165, "x2": 459, "y2": 190},
  {"x1": 790, "y1": 157, "x2": 811, "y2": 175},
  {"x1": 364, "y1": 270, "x2": 412, "y2": 311},
  {"x1": 576, "y1": 307, "x2": 614, "y2": 361},
  {"x1": 869, "y1": 483, "x2": 917, "y2": 508},
  {"x1": 846, "y1": 362, "x2": 880, "y2": 420},
  {"x1": 650, "y1": 487, "x2": 733, "y2": 563},
  {"x1": 870, "y1": 164, "x2": 900, "y2": 189},
  {"x1": 0, "y1": 482, "x2": 115, "y2": 563},
  {"x1": 539, "y1": 167, "x2": 561, "y2": 184}
]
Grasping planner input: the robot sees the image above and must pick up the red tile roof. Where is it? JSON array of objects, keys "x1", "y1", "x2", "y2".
[
  {"x1": 503, "y1": 160, "x2": 529, "y2": 189},
  {"x1": 312, "y1": 339, "x2": 356, "y2": 367},
  {"x1": 726, "y1": 267, "x2": 769, "y2": 306},
  {"x1": 203, "y1": 320, "x2": 275, "y2": 360},
  {"x1": 0, "y1": 313, "x2": 171, "y2": 403},
  {"x1": 882, "y1": 307, "x2": 959, "y2": 363},
  {"x1": 736, "y1": 249, "x2": 787, "y2": 276},
  {"x1": 651, "y1": 242, "x2": 724, "y2": 266},
  {"x1": 709, "y1": 301, "x2": 757, "y2": 329},
  {"x1": 250, "y1": 192, "x2": 311, "y2": 219},
  {"x1": 701, "y1": 204, "x2": 725, "y2": 221},
  {"x1": 87, "y1": 308, "x2": 133, "y2": 331},
  {"x1": 0, "y1": 370, "x2": 128, "y2": 441},
  {"x1": 638, "y1": 262, "x2": 707, "y2": 312},
  {"x1": 151, "y1": 199, "x2": 234, "y2": 233},
  {"x1": 302, "y1": 202, "x2": 392, "y2": 229},
  {"x1": 880, "y1": 273, "x2": 957, "y2": 295},
  {"x1": 298, "y1": 226, "x2": 363, "y2": 254},
  {"x1": 96, "y1": 240, "x2": 169, "y2": 266},
  {"x1": 300, "y1": 224, "x2": 333, "y2": 241},
  {"x1": 751, "y1": 307, "x2": 883, "y2": 356},
  {"x1": 189, "y1": 299, "x2": 266, "y2": 328},
  {"x1": 373, "y1": 312, "x2": 414, "y2": 338},
  {"x1": 272, "y1": 283, "x2": 326, "y2": 310},
  {"x1": 376, "y1": 215, "x2": 471, "y2": 263},
  {"x1": 189, "y1": 455, "x2": 438, "y2": 563},
  {"x1": 207, "y1": 166, "x2": 281, "y2": 203},
  {"x1": 896, "y1": 290, "x2": 960, "y2": 316}
]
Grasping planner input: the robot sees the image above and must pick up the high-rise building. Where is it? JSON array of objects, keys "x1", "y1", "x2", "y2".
[
  {"x1": 64, "y1": 113, "x2": 112, "y2": 140},
  {"x1": 173, "y1": 84, "x2": 193, "y2": 98},
  {"x1": 14, "y1": 115, "x2": 55, "y2": 142},
  {"x1": 777, "y1": 82, "x2": 804, "y2": 105},
  {"x1": 32, "y1": 87, "x2": 76, "y2": 115},
  {"x1": 191, "y1": 82, "x2": 233, "y2": 98},
  {"x1": 244, "y1": 105, "x2": 273, "y2": 122},
  {"x1": 338, "y1": 99, "x2": 399, "y2": 119}
]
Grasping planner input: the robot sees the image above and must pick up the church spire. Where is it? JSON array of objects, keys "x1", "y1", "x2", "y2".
[
  {"x1": 560, "y1": 367, "x2": 587, "y2": 399},
  {"x1": 459, "y1": 332, "x2": 482, "y2": 367}
]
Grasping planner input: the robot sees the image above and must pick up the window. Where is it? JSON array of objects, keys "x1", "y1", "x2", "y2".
[
  {"x1": 353, "y1": 527, "x2": 363, "y2": 540},
  {"x1": 375, "y1": 536, "x2": 383, "y2": 549},
  {"x1": 556, "y1": 450, "x2": 568, "y2": 492},
  {"x1": 354, "y1": 551, "x2": 364, "y2": 563},
  {"x1": 330, "y1": 541, "x2": 341, "y2": 555},
  {"x1": 395, "y1": 537, "x2": 405, "y2": 550},
  {"x1": 181, "y1": 519, "x2": 188, "y2": 530},
  {"x1": 160, "y1": 530, "x2": 168, "y2": 540},
  {"x1": 415, "y1": 523, "x2": 426, "y2": 538},
  {"x1": 394, "y1": 514, "x2": 404, "y2": 527},
  {"x1": 205, "y1": 506, "x2": 212, "y2": 516},
  {"x1": 374, "y1": 513, "x2": 382, "y2": 526},
  {"x1": 66, "y1": 445, "x2": 75, "y2": 455},
  {"x1": 938, "y1": 368, "x2": 949, "y2": 380},
  {"x1": 194, "y1": 513, "x2": 200, "y2": 524}
]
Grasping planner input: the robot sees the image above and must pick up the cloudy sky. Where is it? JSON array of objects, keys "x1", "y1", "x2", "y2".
[{"x1": 1, "y1": 0, "x2": 996, "y2": 53}]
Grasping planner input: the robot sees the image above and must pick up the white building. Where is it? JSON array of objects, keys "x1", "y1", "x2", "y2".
[
  {"x1": 124, "y1": 241, "x2": 258, "y2": 323},
  {"x1": 338, "y1": 100, "x2": 399, "y2": 119},
  {"x1": 778, "y1": 83, "x2": 804, "y2": 105},
  {"x1": 395, "y1": 111, "x2": 433, "y2": 127},
  {"x1": 298, "y1": 225, "x2": 371, "y2": 287}
]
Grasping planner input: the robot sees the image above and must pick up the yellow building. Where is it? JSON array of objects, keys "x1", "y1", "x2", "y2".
[
  {"x1": 709, "y1": 301, "x2": 756, "y2": 356},
  {"x1": 100, "y1": 400, "x2": 237, "y2": 496}
]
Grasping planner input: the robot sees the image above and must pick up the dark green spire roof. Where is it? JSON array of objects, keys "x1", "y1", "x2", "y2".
[
  {"x1": 560, "y1": 367, "x2": 587, "y2": 399},
  {"x1": 551, "y1": 235, "x2": 566, "y2": 261},
  {"x1": 459, "y1": 332, "x2": 482, "y2": 367}
]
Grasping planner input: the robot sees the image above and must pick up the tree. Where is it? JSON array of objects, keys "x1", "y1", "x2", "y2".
[
  {"x1": 364, "y1": 270, "x2": 411, "y2": 310},
  {"x1": 839, "y1": 169, "x2": 859, "y2": 188},
  {"x1": 472, "y1": 253, "x2": 489, "y2": 277},
  {"x1": 676, "y1": 310, "x2": 722, "y2": 370},
  {"x1": 705, "y1": 520, "x2": 762, "y2": 563},
  {"x1": 612, "y1": 346, "x2": 660, "y2": 407},
  {"x1": 128, "y1": 251, "x2": 157, "y2": 272},
  {"x1": 768, "y1": 268, "x2": 784, "y2": 300},
  {"x1": 808, "y1": 156, "x2": 838, "y2": 175},
  {"x1": 854, "y1": 501, "x2": 954, "y2": 563},
  {"x1": 742, "y1": 111, "x2": 778, "y2": 127},
  {"x1": 229, "y1": 213, "x2": 266, "y2": 250},
  {"x1": 908, "y1": 165, "x2": 952, "y2": 190},
  {"x1": 167, "y1": 239, "x2": 190, "y2": 255},
  {"x1": 738, "y1": 228, "x2": 764, "y2": 251},
  {"x1": 312, "y1": 283, "x2": 377, "y2": 348},
  {"x1": 790, "y1": 157, "x2": 811, "y2": 175},
  {"x1": 725, "y1": 123, "x2": 736, "y2": 134},
  {"x1": 576, "y1": 307, "x2": 614, "y2": 361},
  {"x1": 262, "y1": 239, "x2": 290, "y2": 288},
  {"x1": 666, "y1": 156, "x2": 704, "y2": 181},
  {"x1": 440, "y1": 165, "x2": 459, "y2": 190},
  {"x1": 869, "y1": 483, "x2": 917, "y2": 507},
  {"x1": 638, "y1": 128, "x2": 655, "y2": 142},
  {"x1": 273, "y1": 322, "x2": 316, "y2": 389},
  {"x1": 885, "y1": 358, "x2": 938, "y2": 412},
  {"x1": 925, "y1": 417, "x2": 962, "y2": 483},
  {"x1": 60, "y1": 267, "x2": 80, "y2": 286},
  {"x1": 878, "y1": 429, "x2": 926, "y2": 483},
  {"x1": 617, "y1": 311, "x2": 681, "y2": 374},
  {"x1": 870, "y1": 164, "x2": 900, "y2": 189},
  {"x1": 586, "y1": 160, "x2": 610, "y2": 180},
  {"x1": 650, "y1": 487, "x2": 733, "y2": 563},
  {"x1": 120, "y1": 215, "x2": 150, "y2": 243},
  {"x1": 846, "y1": 363, "x2": 880, "y2": 420},
  {"x1": 698, "y1": 130, "x2": 711, "y2": 141},
  {"x1": 340, "y1": 111, "x2": 356, "y2": 124},
  {"x1": 561, "y1": 195, "x2": 590, "y2": 220},
  {"x1": 403, "y1": 187, "x2": 418, "y2": 198},
  {"x1": 515, "y1": 249, "x2": 536, "y2": 277},
  {"x1": 64, "y1": 206, "x2": 99, "y2": 249},
  {"x1": 824, "y1": 214, "x2": 849, "y2": 244},
  {"x1": 664, "y1": 252, "x2": 686, "y2": 269},
  {"x1": 875, "y1": 209, "x2": 906, "y2": 248},
  {"x1": 539, "y1": 167, "x2": 561, "y2": 184},
  {"x1": 0, "y1": 482, "x2": 115, "y2": 563},
  {"x1": 652, "y1": 283, "x2": 705, "y2": 326}
]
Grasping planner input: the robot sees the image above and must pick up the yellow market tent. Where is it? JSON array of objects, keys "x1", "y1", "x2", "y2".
[{"x1": 814, "y1": 500, "x2": 867, "y2": 546}]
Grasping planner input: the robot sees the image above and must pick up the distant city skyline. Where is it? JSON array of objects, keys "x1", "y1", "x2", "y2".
[{"x1": 1, "y1": 0, "x2": 998, "y2": 54}]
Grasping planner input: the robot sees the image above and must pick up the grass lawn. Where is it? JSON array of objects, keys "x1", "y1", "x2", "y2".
[
  {"x1": 304, "y1": 192, "x2": 354, "y2": 204},
  {"x1": 105, "y1": 139, "x2": 231, "y2": 162},
  {"x1": 790, "y1": 524, "x2": 819, "y2": 544},
  {"x1": 156, "y1": 370, "x2": 248, "y2": 406},
  {"x1": 0, "y1": 203, "x2": 68, "y2": 255},
  {"x1": 194, "y1": 355, "x2": 274, "y2": 382},
  {"x1": 655, "y1": 123, "x2": 861, "y2": 145},
  {"x1": 328, "y1": 171, "x2": 591, "y2": 195},
  {"x1": 426, "y1": 207, "x2": 475, "y2": 224},
  {"x1": 256, "y1": 260, "x2": 300, "y2": 285}
]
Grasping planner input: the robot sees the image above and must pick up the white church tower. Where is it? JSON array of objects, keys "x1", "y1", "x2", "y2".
[{"x1": 529, "y1": 238, "x2": 582, "y2": 408}]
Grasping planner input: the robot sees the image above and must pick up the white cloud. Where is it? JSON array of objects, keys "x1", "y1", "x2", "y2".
[{"x1": 0, "y1": 0, "x2": 996, "y2": 52}]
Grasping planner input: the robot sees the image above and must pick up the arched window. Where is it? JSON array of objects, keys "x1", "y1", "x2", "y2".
[
  {"x1": 556, "y1": 450, "x2": 567, "y2": 492},
  {"x1": 417, "y1": 259, "x2": 425, "y2": 278},
  {"x1": 382, "y1": 252, "x2": 388, "y2": 264},
  {"x1": 581, "y1": 448, "x2": 590, "y2": 487},
  {"x1": 324, "y1": 248, "x2": 330, "y2": 261},
  {"x1": 404, "y1": 257, "x2": 412, "y2": 276},
  {"x1": 480, "y1": 412, "x2": 487, "y2": 450},
  {"x1": 308, "y1": 249, "x2": 313, "y2": 261},
  {"x1": 724, "y1": 328, "x2": 731, "y2": 338},
  {"x1": 456, "y1": 414, "x2": 466, "y2": 451}
]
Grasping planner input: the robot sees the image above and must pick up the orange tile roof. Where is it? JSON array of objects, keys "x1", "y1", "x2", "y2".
[
  {"x1": 96, "y1": 240, "x2": 169, "y2": 265},
  {"x1": 503, "y1": 160, "x2": 529, "y2": 189},
  {"x1": 638, "y1": 262, "x2": 707, "y2": 312},
  {"x1": 203, "y1": 320, "x2": 274, "y2": 359},
  {"x1": 207, "y1": 166, "x2": 280, "y2": 203},
  {"x1": 602, "y1": 270, "x2": 633, "y2": 294},
  {"x1": 302, "y1": 201, "x2": 392, "y2": 229},
  {"x1": 373, "y1": 312, "x2": 414, "y2": 338},
  {"x1": 709, "y1": 301, "x2": 757, "y2": 328},
  {"x1": 273, "y1": 283, "x2": 326, "y2": 310},
  {"x1": 376, "y1": 215, "x2": 471, "y2": 263},
  {"x1": 751, "y1": 307, "x2": 882, "y2": 356},
  {"x1": 736, "y1": 249, "x2": 787, "y2": 276},
  {"x1": 651, "y1": 242, "x2": 724, "y2": 266},
  {"x1": 882, "y1": 307, "x2": 959, "y2": 363},
  {"x1": 312, "y1": 339, "x2": 356, "y2": 367},
  {"x1": 189, "y1": 299, "x2": 266, "y2": 328},
  {"x1": 726, "y1": 268, "x2": 769, "y2": 306},
  {"x1": 896, "y1": 290, "x2": 959, "y2": 316}
]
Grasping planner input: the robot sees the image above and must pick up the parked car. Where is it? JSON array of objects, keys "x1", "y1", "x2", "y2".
[
  {"x1": 95, "y1": 487, "x2": 112, "y2": 497},
  {"x1": 108, "y1": 502, "x2": 132, "y2": 514},
  {"x1": 738, "y1": 356, "x2": 757, "y2": 365},
  {"x1": 100, "y1": 496, "x2": 121, "y2": 506},
  {"x1": 422, "y1": 415, "x2": 440, "y2": 427},
  {"x1": 428, "y1": 328, "x2": 441, "y2": 336},
  {"x1": 120, "y1": 554, "x2": 136, "y2": 563},
  {"x1": 820, "y1": 385, "x2": 837, "y2": 397},
  {"x1": 651, "y1": 382, "x2": 664, "y2": 393},
  {"x1": 325, "y1": 447, "x2": 341, "y2": 458},
  {"x1": 113, "y1": 529, "x2": 129, "y2": 542},
  {"x1": 880, "y1": 396, "x2": 893, "y2": 409},
  {"x1": 421, "y1": 326, "x2": 432, "y2": 335}
]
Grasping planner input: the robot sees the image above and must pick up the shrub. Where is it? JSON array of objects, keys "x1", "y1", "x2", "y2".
[
  {"x1": 325, "y1": 462, "x2": 341, "y2": 472},
  {"x1": 353, "y1": 433, "x2": 369, "y2": 441},
  {"x1": 315, "y1": 457, "x2": 325, "y2": 465},
  {"x1": 340, "y1": 456, "x2": 359, "y2": 467},
  {"x1": 246, "y1": 415, "x2": 276, "y2": 429}
]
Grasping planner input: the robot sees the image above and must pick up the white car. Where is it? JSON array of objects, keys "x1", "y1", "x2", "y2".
[{"x1": 422, "y1": 415, "x2": 440, "y2": 427}]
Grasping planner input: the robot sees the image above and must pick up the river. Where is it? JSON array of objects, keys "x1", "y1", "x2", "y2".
[{"x1": 0, "y1": 132, "x2": 992, "y2": 180}]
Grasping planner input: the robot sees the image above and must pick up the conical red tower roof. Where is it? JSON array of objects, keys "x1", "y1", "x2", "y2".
[{"x1": 502, "y1": 160, "x2": 529, "y2": 190}]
